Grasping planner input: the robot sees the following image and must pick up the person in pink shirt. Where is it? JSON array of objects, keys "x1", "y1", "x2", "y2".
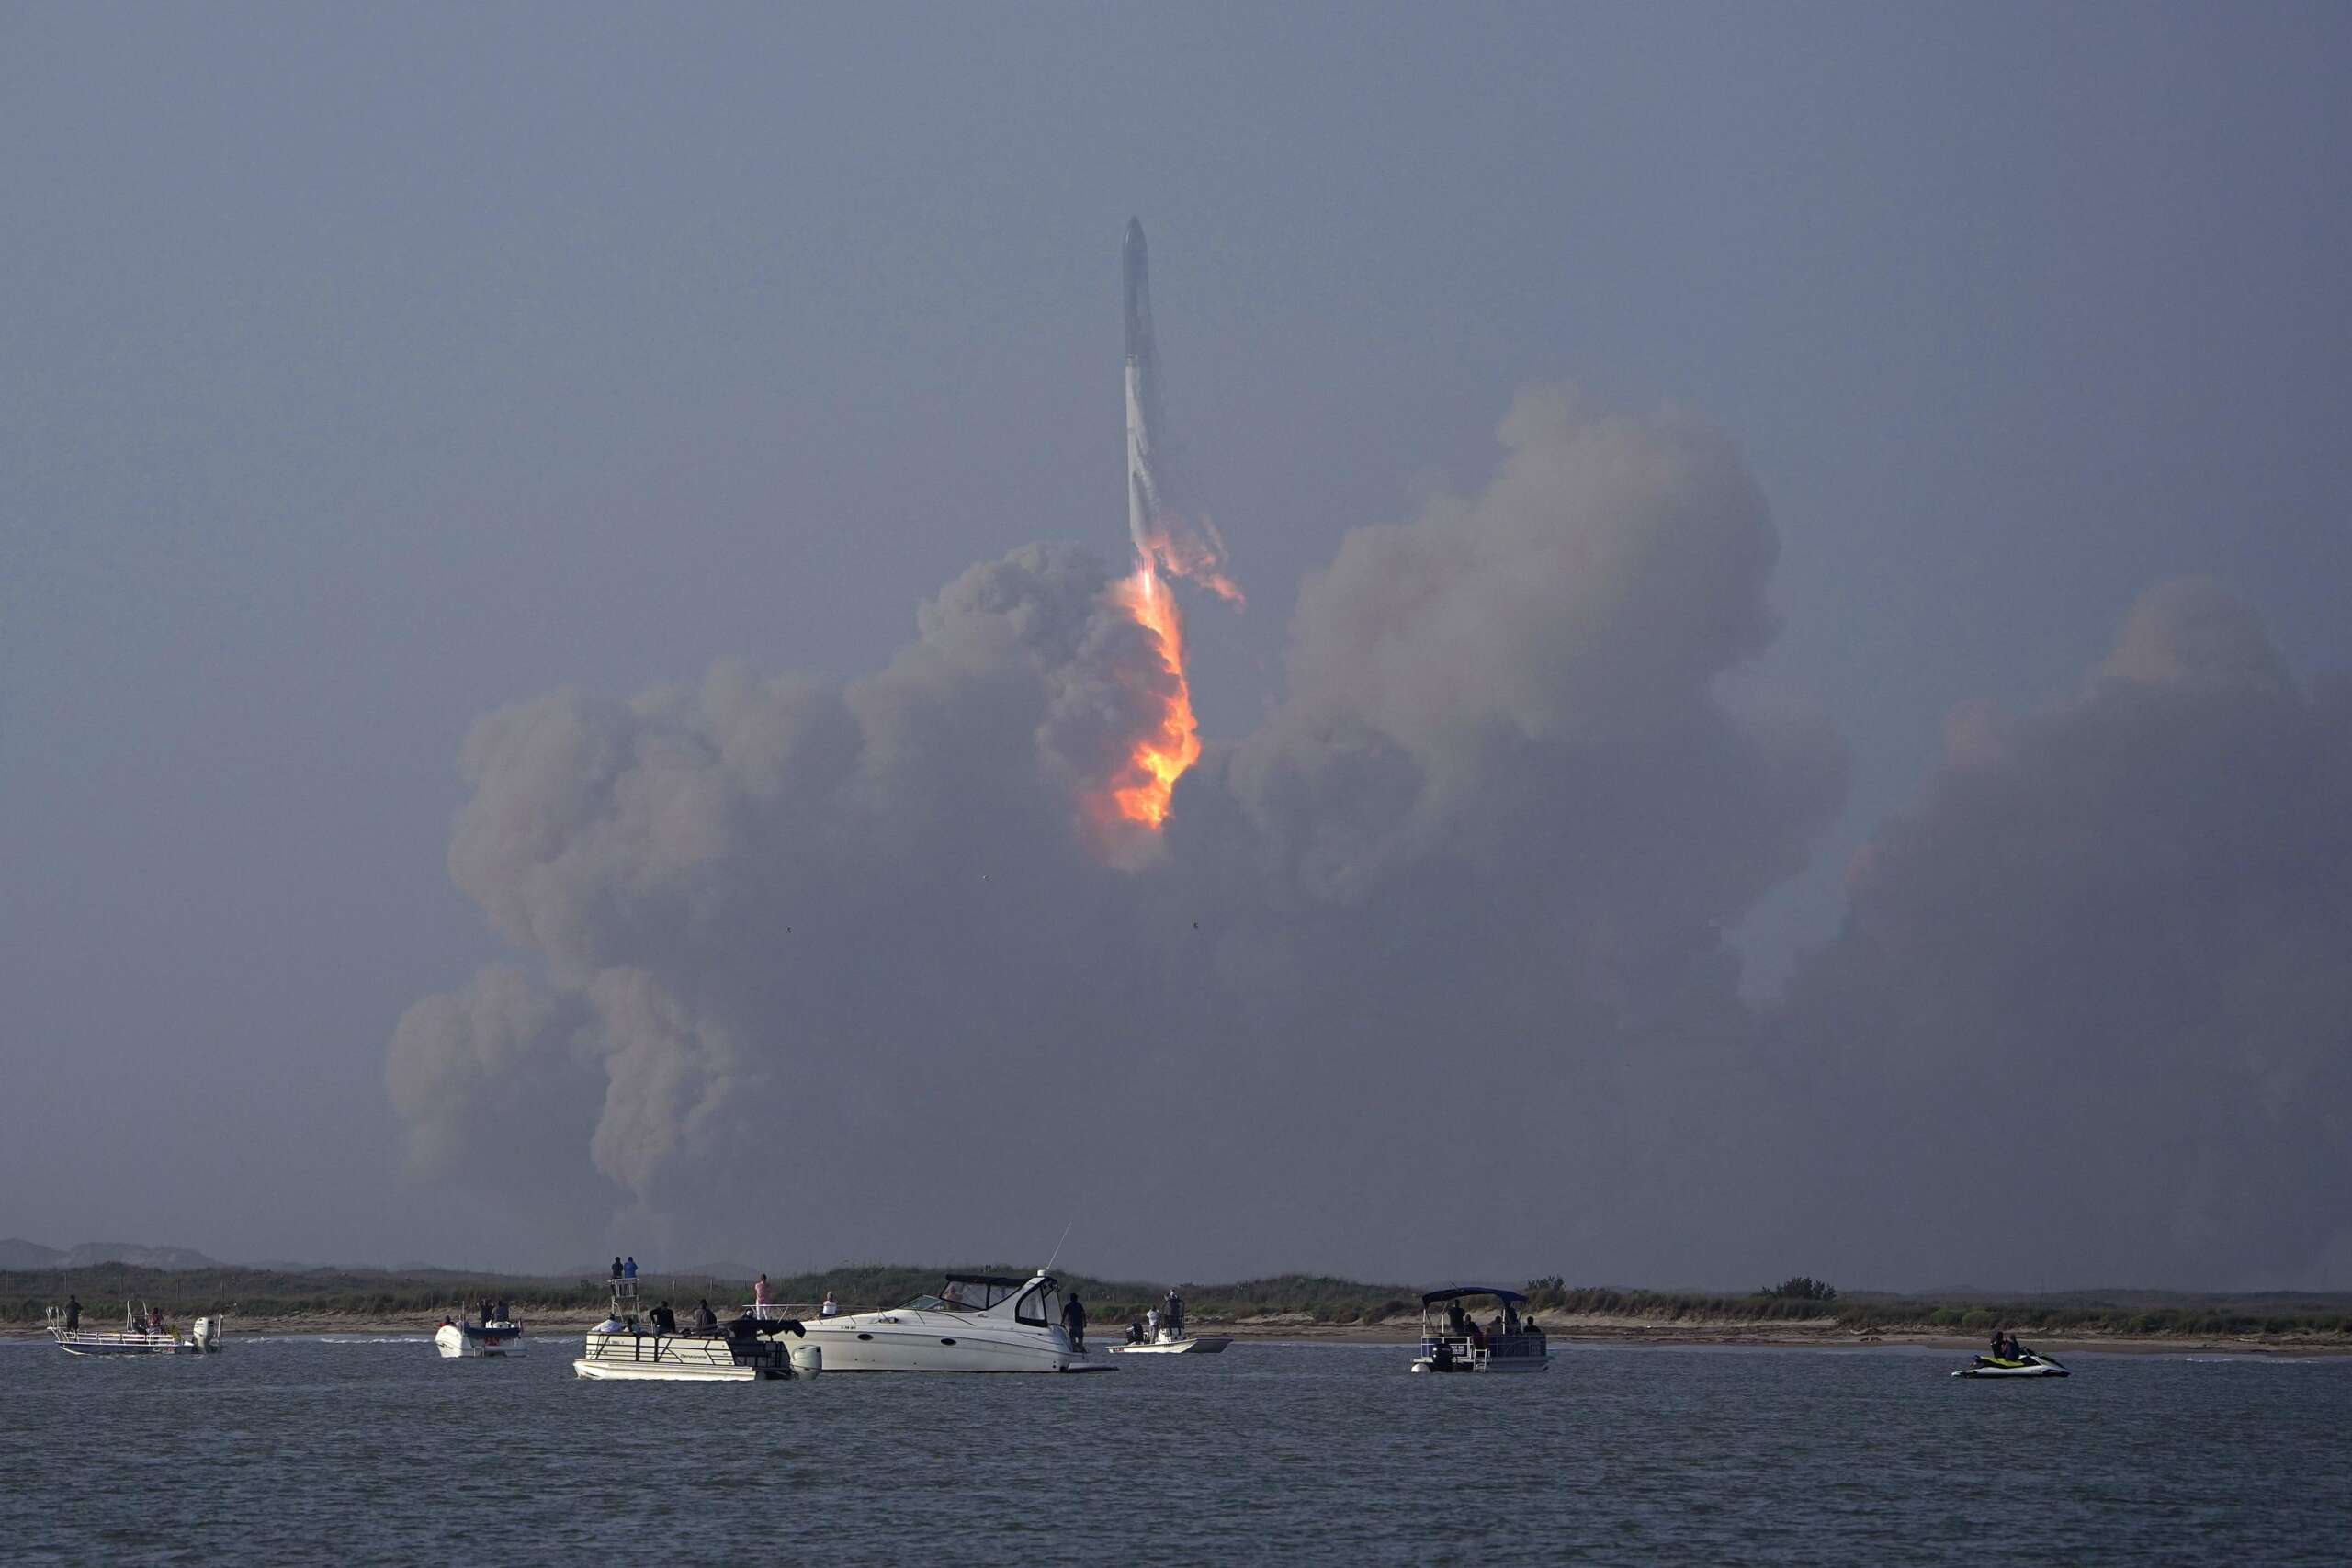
[{"x1": 753, "y1": 1272, "x2": 773, "y2": 1320}]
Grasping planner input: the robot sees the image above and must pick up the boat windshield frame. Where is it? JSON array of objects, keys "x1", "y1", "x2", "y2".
[{"x1": 901, "y1": 1274, "x2": 1028, "y2": 1314}]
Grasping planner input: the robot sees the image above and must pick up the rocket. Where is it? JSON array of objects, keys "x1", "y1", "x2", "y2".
[{"x1": 1124, "y1": 217, "x2": 1163, "y2": 561}]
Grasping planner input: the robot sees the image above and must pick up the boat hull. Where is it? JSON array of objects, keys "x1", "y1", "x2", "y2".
[
  {"x1": 51, "y1": 1331, "x2": 193, "y2": 1357},
  {"x1": 573, "y1": 1357, "x2": 763, "y2": 1382},
  {"x1": 797, "y1": 1311, "x2": 1106, "y2": 1372},
  {"x1": 1113, "y1": 1336, "x2": 1233, "y2": 1355},
  {"x1": 1953, "y1": 1356, "x2": 2068, "y2": 1378},
  {"x1": 436, "y1": 1323, "x2": 526, "y2": 1359}
]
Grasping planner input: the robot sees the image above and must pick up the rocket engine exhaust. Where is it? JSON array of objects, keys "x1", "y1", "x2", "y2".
[{"x1": 1090, "y1": 218, "x2": 1240, "y2": 850}]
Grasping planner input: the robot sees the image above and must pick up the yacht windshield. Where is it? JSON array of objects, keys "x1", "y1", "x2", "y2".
[{"x1": 902, "y1": 1278, "x2": 1019, "y2": 1314}]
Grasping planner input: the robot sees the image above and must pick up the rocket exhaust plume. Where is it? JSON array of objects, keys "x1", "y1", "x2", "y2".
[{"x1": 1093, "y1": 218, "x2": 1238, "y2": 845}]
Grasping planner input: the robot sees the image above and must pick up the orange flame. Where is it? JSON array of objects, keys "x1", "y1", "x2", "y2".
[
  {"x1": 1103, "y1": 564, "x2": 1200, "y2": 831},
  {"x1": 1137, "y1": 513, "x2": 1247, "y2": 608}
]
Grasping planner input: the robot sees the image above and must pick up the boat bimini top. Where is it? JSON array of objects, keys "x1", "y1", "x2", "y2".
[{"x1": 1419, "y1": 1285, "x2": 1530, "y2": 1308}]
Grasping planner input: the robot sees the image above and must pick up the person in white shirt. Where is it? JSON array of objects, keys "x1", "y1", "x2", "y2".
[
  {"x1": 820, "y1": 1291, "x2": 839, "y2": 1318},
  {"x1": 1145, "y1": 1306, "x2": 1161, "y2": 1339}
]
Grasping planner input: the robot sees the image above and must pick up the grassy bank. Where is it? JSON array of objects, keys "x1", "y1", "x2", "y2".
[{"x1": 7, "y1": 1263, "x2": 2349, "y2": 1340}]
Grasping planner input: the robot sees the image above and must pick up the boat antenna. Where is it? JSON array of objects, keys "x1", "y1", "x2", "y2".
[{"x1": 1042, "y1": 1220, "x2": 1073, "y2": 1275}]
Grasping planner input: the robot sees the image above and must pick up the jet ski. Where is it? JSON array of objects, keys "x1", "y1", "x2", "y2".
[{"x1": 1952, "y1": 1348, "x2": 2069, "y2": 1378}]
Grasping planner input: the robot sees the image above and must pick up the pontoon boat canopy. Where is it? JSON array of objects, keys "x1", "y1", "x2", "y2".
[{"x1": 1420, "y1": 1285, "x2": 1530, "y2": 1306}]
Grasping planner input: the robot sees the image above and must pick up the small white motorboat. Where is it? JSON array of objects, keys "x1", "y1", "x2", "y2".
[
  {"x1": 1952, "y1": 1349, "x2": 2069, "y2": 1378},
  {"x1": 572, "y1": 1280, "x2": 819, "y2": 1382},
  {"x1": 45, "y1": 1303, "x2": 225, "y2": 1357},
  {"x1": 793, "y1": 1270, "x2": 1110, "y2": 1372},
  {"x1": 1409, "y1": 1286, "x2": 1550, "y2": 1373},
  {"x1": 435, "y1": 1318, "x2": 526, "y2": 1358},
  {"x1": 1112, "y1": 1330, "x2": 1232, "y2": 1355}
]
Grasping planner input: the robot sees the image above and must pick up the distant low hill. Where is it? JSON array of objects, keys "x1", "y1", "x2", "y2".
[
  {"x1": 3, "y1": 1253, "x2": 2348, "y2": 1339},
  {"x1": 0, "y1": 1238, "x2": 222, "y2": 1271}
]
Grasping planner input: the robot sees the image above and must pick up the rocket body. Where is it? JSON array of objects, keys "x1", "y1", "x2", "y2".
[
  {"x1": 1123, "y1": 217, "x2": 1155, "y2": 370},
  {"x1": 1124, "y1": 217, "x2": 1160, "y2": 560}
]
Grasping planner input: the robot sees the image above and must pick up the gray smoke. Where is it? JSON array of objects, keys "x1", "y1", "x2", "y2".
[
  {"x1": 1770, "y1": 579, "x2": 2352, "y2": 1287},
  {"x1": 388, "y1": 392, "x2": 2349, "y2": 1288},
  {"x1": 388, "y1": 386, "x2": 1848, "y2": 1277}
]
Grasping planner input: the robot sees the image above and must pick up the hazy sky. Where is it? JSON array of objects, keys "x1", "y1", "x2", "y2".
[{"x1": 6, "y1": 2, "x2": 2349, "y2": 1288}]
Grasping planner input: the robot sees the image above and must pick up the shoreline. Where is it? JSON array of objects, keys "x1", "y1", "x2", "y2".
[{"x1": 10, "y1": 1314, "x2": 2346, "y2": 1357}]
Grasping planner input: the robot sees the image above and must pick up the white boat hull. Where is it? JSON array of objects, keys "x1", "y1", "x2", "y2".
[
  {"x1": 50, "y1": 1329, "x2": 193, "y2": 1357},
  {"x1": 797, "y1": 1310, "x2": 1106, "y2": 1372},
  {"x1": 1112, "y1": 1335, "x2": 1232, "y2": 1355},
  {"x1": 1953, "y1": 1354, "x2": 2068, "y2": 1378},
  {"x1": 436, "y1": 1323, "x2": 526, "y2": 1359},
  {"x1": 573, "y1": 1356, "x2": 761, "y2": 1381}
]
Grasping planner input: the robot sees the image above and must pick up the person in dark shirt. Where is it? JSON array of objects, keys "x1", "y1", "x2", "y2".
[
  {"x1": 1061, "y1": 1291, "x2": 1088, "y2": 1352},
  {"x1": 64, "y1": 1295, "x2": 81, "y2": 1331},
  {"x1": 612, "y1": 1257, "x2": 624, "y2": 1280},
  {"x1": 650, "y1": 1302, "x2": 677, "y2": 1334}
]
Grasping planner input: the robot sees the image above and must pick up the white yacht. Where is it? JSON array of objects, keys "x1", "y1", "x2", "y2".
[
  {"x1": 795, "y1": 1271, "x2": 1110, "y2": 1372},
  {"x1": 572, "y1": 1280, "x2": 818, "y2": 1382},
  {"x1": 1409, "y1": 1286, "x2": 1550, "y2": 1373}
]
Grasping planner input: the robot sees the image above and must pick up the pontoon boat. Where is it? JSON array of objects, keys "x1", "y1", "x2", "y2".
[
  {"x1": 1409, "y1": 1286, "x2": 1549, "y2": 1373},
  {"x1": 572, "y1": 1279, "x2": 818, "y2": 1382}
]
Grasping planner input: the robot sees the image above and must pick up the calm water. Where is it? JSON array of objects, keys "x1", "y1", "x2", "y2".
[{"x1": 4, "y1": 1337, "x2": 2347, "y2": 1563}]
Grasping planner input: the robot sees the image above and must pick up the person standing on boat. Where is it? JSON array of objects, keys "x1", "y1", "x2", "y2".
[
  {"x1": 1144, "y1": 1305, "x2": 1160, "y2": 1340},
  {"x1": 754, "y1": 1273, "x2": 773, "y2": 1319},
  {"x1": 1061, "y1": 1290, "x2": 1088, "y2": 1352},
  {"x1": 1165, "y1": 1290, "x2": 1184, "y2": 1340},
  {"x1": 820, "y1": 1291, "x2": 839, "y2": 1319},
  {"x1": 64, "y1": 1295, "x2": 80, "y2": 1332}
]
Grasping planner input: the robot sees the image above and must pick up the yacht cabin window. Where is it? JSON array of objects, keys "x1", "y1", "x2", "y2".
[{"x1": 1015, "y1": 1283, "x2": 1061, "y2": 1327}]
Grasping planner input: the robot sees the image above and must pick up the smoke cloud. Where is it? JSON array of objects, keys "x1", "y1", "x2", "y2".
[
  {"x1": 387, "y1": 394, "x2": 2348, "y2": 1289},
  {"x1": 1770, "y1": 578, "x2": 2352, "y2": 1288},
  {"x1": 389, "y1": 386, "x2": 1848, "y2": 1277}
]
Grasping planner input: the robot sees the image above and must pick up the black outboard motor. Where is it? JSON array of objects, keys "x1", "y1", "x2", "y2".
[{"x1": 728, "y1": 1313, "x2": 806, "y2": 1339}]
